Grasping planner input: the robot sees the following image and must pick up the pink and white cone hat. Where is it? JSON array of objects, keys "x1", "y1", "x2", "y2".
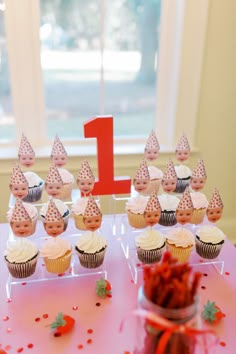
[
  {"x1": 84, "y1": 196, "x2": 102, "y2": 217},
  {"x1": 77, "y1": 160, "x2": 95, "y2": 180},
  {"x1": 145, "y1": 192, "x2": 162, "y2": 212},
  {"x1": 18, "y1": 133, "x2": 35, "y2": 156},
  {"x1": 46, "y1": 163, "x2": 63, "y2": 184},
  {"x1": 162, "y1": 160, "x2": 177, "y2": 180},
  {"x1": 208, "y1": 188, "x2": 223, "y2": 209},
  {"x1": 177, "y1": 187, "x2": 193, "y2": 210},
  {"x1": 145, "y1": 130, "x2": 160, "y2": 151},
  {"x1": 51, "y1": 135, "x2": 67, "y2": 157},
  {"x1": 134, "y1": 159, "x2": 150, "y2": 180},
  {"x1": 192, "y1": 159, "x2": 207, "y2": 179},
  {"x1": 10, "y1": 163, "x2": 28, "y2": 185},
  {"x1": 176, "y1": 133, "x2": 190, "y2": 152},
  {"x1": 11, "y1": 198, "x2": 31, "y2": 222},
  {"x1": 45, "y1": 199, "x2": 63, "y2": 223}
]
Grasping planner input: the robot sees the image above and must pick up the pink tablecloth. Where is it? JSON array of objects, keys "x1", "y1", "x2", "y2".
[{"x1": 0, "y1": 216, "x2": 236, "y2": 354}]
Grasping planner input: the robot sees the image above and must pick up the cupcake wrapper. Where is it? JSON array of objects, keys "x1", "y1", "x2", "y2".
[
  {"x1": 60, "y1": 183, "x2": 73, "y2": 201},
  {"x1": 44, "y1": 250, "x2": 72, "y2": 273},
  {"x1": 23, "y1": 184, "x2": 44, "y2": 203},
  {"x1": 73, "y1": 214, "x2": 87, "y2": 230},
  {"x1": 195, "y1": 237, "x2": 224, "y2": 259},
  {"x1": 190, "y1": 209, "x2": 206, "y2": 225},
  {"x1": 159, "y1": 211, "x2": 177, "y2": 226},
  {"x1": 174, "y1": 177, "x2": 190, "y2": 193},
  {"x1": 75, "y1": 247, "x2": 106, "y2": 269},
  {"x1": 145, "y1": 179, "x2": 161, "y2": 195},
  {"x1": 5, "y1": 253, "x2": 39, "y2": 278},
  {"x1": 136, "y1": 244, "x2": 166, "y2": 264},
  {"x1": 167, "y1": 242, "x2": 193, "y2": 263},
  {"x1": 127, "y1": 211, "x2": 147, "y2": 229}
]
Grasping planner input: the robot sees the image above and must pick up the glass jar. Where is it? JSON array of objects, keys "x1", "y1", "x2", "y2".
[{"x1": 134, "y1": 286, "x2": 200, "y2": 354}]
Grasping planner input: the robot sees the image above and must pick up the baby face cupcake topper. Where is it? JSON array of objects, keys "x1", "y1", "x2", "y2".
[
  {"x1": 176, "y1": 187, "x2": 194, "y2": 225},
  {"x1": 162, "y1": 160, "x2": 177, "y2": 193},
  {"x1": 18, "y1": 133, "x2": 35, "y2": 167},
  {"x1": 175, "y1": 133, "x2": 190, "y2": 162},
  {"x1": 83, "y1": 196, "x2": 102, "y2": 232},
  {"x1": 77, "y1": 160, "x2": 95, "y2": 196},
  {"x1": 144, "y1": 192, "x2": 162, "y2": 226},
  {"x1": 45, "y1": 163, "x2": 63, "y2": 199},
  {"x1": 44, "y1": 199, "x2": 64, "y2": 237},
  {"x1": 144, "y1": 130, "x2": 160, "y2": 161},
  {"x1": 9, "y1": 163, "x2": 29, "y2": 199},
  {"x1": 190, "y1": 159, "x2": 207, "y2": 191},
  {"x1": 134, "y1": 159, "x2": 150, "y2": 194},
  {"x1": 10, "y1": 198, "x2": 33, "y2": 237},
  {"x1": 207, "y1": 188, "x2": 223, "y2": 223},
  {"x1": 51, "y1": 135, "x2": 68, "y2": 167}
]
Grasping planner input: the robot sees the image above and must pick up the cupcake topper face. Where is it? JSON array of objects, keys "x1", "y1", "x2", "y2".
[
  {"x1": 9, "y1": 163, "x2": 29, "y2": 199},
  {"x1": 134, "y1": 159, "x2": 150, "y2": 193},
  {"x1": 18, "y1": 133, "x2": 35, "y2": 167},
  {"x1": 44, "y1": 199, "x2": 64, "y2": 237},
  {"x1": 10, "y1": 198, "x2": 33, "y2": 237},
  {"x1": 51, "y1": 135, "x2": 67, "y2": 167},
  {"x1": 190, "y1": 159, "x2": 207, "y2": 191},
  {"x1": 77, "y1": 160, "x2": 95, "y2": 195},
  {"x1": 83, "y1": 196, "x2": 102, "y2": 232},
  {"x1": 144, "y1": 192, "x2": 162, "y2": 226},
  {"x1": 162, "y1": 160, "x2": 177, "y2": 193},
  {"x1": 175, "y1": 133, "x2": 190, "y2": 162},
  {"x1": 206, "y1": 188, "x2": 223, "y2": 223},
  {"x1": 144, "y1": 130, "x2": 160, "y2": 161},
  {"x1": 176, "y1": 188, "x2": 194, "y2": 224},
  {"x1": 45, "y1": 164, "x2": 63, "y2": 199}
]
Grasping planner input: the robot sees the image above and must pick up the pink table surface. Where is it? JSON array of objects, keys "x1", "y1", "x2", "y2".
[{"x1": 0, "y1": 216, "x2": 236, "y2": 354}]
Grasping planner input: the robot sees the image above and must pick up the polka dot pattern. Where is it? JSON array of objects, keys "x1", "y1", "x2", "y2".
[
  {"x1": 163, "y1": 160, "x2": 177, "y2": 180},
  {"x1": 18, "y1": 133, "x2": 35, "y2": 156},
  {"x1": 11, "y1": 198, "x2": 31, "y2": 222},
  {"x1": 208, "y1": 188, "x2": 223, "y2": 209},
  {"x1": 134, "y1": 159, "x2": 150, "y2": 180},
  {"x1": 192, "y1": 159, "x2": 207, "y2": 178},
  {"x1": 46, "y1": 163, "x2": 63, "y2": 184},
  {"x1": 145, "y1": 130, "x2": 160, "y2": 150},
  {"x1": 177, "y1": 187, "x2": 193, "y2": 210},
  {"x1": 51, "y1": 135, "x2": 67, "y2": 157},
  {"x1": 176, "y1": 133, "x2": 190, "y2": 151},
  {"x1": 77, "y1": 160, "x2": 95, "y2": 180},
  {"x1": 10, "y1": 163, "x2": 28, "y2": 186},
  {"x1": 45, "y1": 199, "x2": 64, "y2": 223},
  {"x1": 145, "y1": 192, "x2": 162, "y2": 212},
  {"x1": 84, "y1": 196, "x2": 102, "y2": 217}
]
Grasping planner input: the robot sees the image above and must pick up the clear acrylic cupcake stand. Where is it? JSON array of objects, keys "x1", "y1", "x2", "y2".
[{"x1": 6, "y1": 190, "x2": 108, "y2": 298}]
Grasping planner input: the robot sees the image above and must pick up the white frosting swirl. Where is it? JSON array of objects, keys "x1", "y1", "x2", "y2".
[
  {"x1": 125, "y1": 196, "x2": 148, "y2": 214},
  {"x1": 135, "y1": 229, "x2": 166, "y2": 250},
  {"x1": 72, "y1": 197, "x2": 100, "y2": 215},
  {"x1": 40, "y1": 198, "x2": 70, "y2": 218},
  {"x1": 40, "y1": 237, "x2": 71, "y2": 259},
  {"x1": 158, "y1": 194, "x2": 180, "y2": 211},
  {"x1": 167, "y1": 228, "x2": 195, "y2": 247},
  {"x1": 5, "y1": 239, "x2": 38, "y2": 263},
  {"x1": 196, "y1": 225, "x2": 225, "y2": 244},
  {"x1": 24, "y1": 171, "x2": 44, "y2": 187},
  {"x1": 58, "y1": 168, "x2": 75, "y2": 184},
  {"x1": 174, "y1": 165, "x2": 192, "y2": 179},
  {"x1": 148, "y1": 166, "x2": 163, "y2": 180},
  {"x1": 190, "y1": 192, "x2": 208, "y2": 209},
  {"x1": 75, "y1": 231, "x2": 107, "y2": 253},
  {"x1": 7, "y1": 202, "x2": 38, "y2": 222}
]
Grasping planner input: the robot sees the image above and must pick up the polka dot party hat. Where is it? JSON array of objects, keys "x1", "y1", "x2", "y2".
[
  {"x1": 134, "y1": 159, "x2": 150, "y2": 180},
  {"x1": 145, "y1": 130, "x2": 160, "y2": 151},
  {"x1": 84, "y1": 195, "x2": 102, "y2": 217},
  {"x1": 176, "y1": 133, "x2": 190, "y2": 151},
  {"x1": 18, "y1": 133, "x2": 35, "y2": 156},
  {"x1": 77, "y1": 160, "x2": 95, "y2": 180},
  {"x1": 10, "y1": 163, "x2": 28, "y2": 186},
  {"x1": 162, "y1": 160, "x2": 177, "y2": 180},
  {"x1": 177, "y1": 187, "x2": 193, "y2": 210},
  {"x1": 145, "y1": 192, "x2": 162, "y2": 212},
  {"x1": 51, "y1": 135, "x2": 67, "y2": 157},
  {"x1": 11, "y1": 198, "x2": 31, "y2": 222},
  {"x1": 45, "y1": 199, "x2": 63, "y2": 223},
  {"x1": 46, "y1": 163, "x2": 63, "y2": 184},
  {"x1": 192, "y1": 159, "x2": 207, "y2": 179},
  {"x1": 208, "y1": 188, "x2": 223, "y2": 209}
]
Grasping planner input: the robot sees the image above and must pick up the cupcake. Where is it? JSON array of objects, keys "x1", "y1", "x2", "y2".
[
  {"x1": 190, "y1": 192, "x2": 208, "y2": 224},
  {"x1": 175, "y1": 133, "x2": 191, "y2": 163},
  {"x1": 145, "y1": 165, "x2": 163, "y2": 195},
  {"x1": 7, "y1": 198, "x2": 38, "y2": 237},
  {"x1": 4, "y1": 238, "x2": 39, "y2": 278},
  {"x1": 206, "y1": 188, "x2": 223, "y2": 223},
  {"x1": 166, "y1": 227, "x2": 195, "y2": 262},
  {"x1": 195, "y1": 225, "x2": 225, "y2": 259},
  {"x1": 144, "y1": 130, "x2": 160, "y2": 162},
  {"x1": 158, "y1": 194, "x2": 179, "y2": 226},
  {"x1": 50, "y1": 134, "x2": 68, "y2": 167},
  {"x1": 41, "y1": 237, "x2": 72, "y2": 274},
  {"x1": 135, "y1": 229, "x2": 166, "y2": 264},
  {"x1": 58, "y1": 167, "x2": 75, "y2": 201},
  {"x1": 45, "y1": 163, "x2": 64, "y2": 200},
  {"x1": 72, "y1": 197, "x2": 100, "y2": 230},
  {"x1": 190, "y1": 159, "x2": 207, "y2": 192},
  {"x1": 133, "y1": 159, "x2": 150, "y2": 196},
  {"x1": 76, "y1": 160, "x2": 95, "y2": 196},
  {"x1": 23, "y1": 171, "x2": 44, "y2": 203},
  {"x1": 174, "y1": 165, "x2": 192, "y2": 193},
  {"x1": 161, "y1": 160, "x2": 177, "y2": 193},
  {"x1": 125, "y1": 195, "x2": 148, "y2": 228},
  {"x1": 9, "y1": 163, "x2": 29, "y2": 200},
  {"x1": 18, "y1": 133, "x2": 35, "y2": 168},
  {"x1": 175, "y1": 187, "x2": 193, "y2": 225},
  {"x1": 40, "y1": 198, "x2": 70, "y2": 231}
]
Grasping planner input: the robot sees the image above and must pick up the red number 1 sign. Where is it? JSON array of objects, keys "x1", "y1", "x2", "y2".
[{"x1": 84, "y1": 116, "x2": 131, "y2": 195}]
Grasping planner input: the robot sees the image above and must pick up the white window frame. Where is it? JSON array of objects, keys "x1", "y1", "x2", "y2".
[{"x1": 3, "y1": 0, "x2": 209, "y2": 152}]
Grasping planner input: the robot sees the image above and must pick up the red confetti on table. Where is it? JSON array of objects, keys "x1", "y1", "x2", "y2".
[
  {"x1": 43, "y1": 314, "x2": 48, "y2": 319},
  {"x1": 35, "y1": 317, "x2": 41, "y2": 322},
  {"x1": 95, "y1": 302, "x2": 101, "y2": 306},
  {"x1": 72, "y1": 306, "x2": 78, "y2": 310},
  {"x1": 107, "y1": 294, "x2": 112, "y2": 298},
  {"x1": 130, "y1": 280, "x2": 134, "y2": 284},
  {"x1": 203, "y1": 273, "x2": 208, "y2": 276},
  {"x1": 87, "y1": 339, "x2": 92, "y2": 344},
  {"x1": 5, "y1": 345, "x2": 11, "y2": 350},
  {"x1": 136, "y1": 263, "x2": 141, "y2": 267},
  {"x1": 6, "y1": 328, "x2": 12, "y2": 333},
  {"x1": 58, "y1": 273, "x2": 65, "y2": 277},
  {"x1": 21, "y1": 282, "x2": 27, "y2": 286},
  {"x1": 219, "y1": 341, "x2": 226, "y2": 347},
  {"x1": 225, "y1": 272, "x2": 230, "y2": 275},
  {"x1": 27, "y1": 343, "x2": 34, "y2": 349},
  {"x1": 87, "y1": 329, "x2": 93, "y2": 334},
  {"x1": 3, "y1": 316, "x2": 9, "y2": 321},
  {"x1": 17, "y1": 348, "x2": 24, "y2": 353},
  {"x1": 6, "y1": 298, "x2": 12, "y2": 303},
  {"x1": 201, "y1": 286, "x2": 206, "y2": 290},
  {"x1": 124, "y1": 352, "x2": 130, "y2": 354},
  {"x1": 54, "y1": 332, "x2": 62, "y2": 337},
  {"x1": 77, "y1": 344, "x2": 83, "y2": 349}
]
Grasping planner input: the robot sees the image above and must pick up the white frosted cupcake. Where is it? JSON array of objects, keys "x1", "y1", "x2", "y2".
[
  {"x1": 190, "y1": 192, "x2": 208, "y2": 224},
  {"x1": 174, "y1": 165, "x2": 192, "y2": 193},
  {"x1": 135, "y1": 229, "x2": 166, "y2": 264},
  {"x1": 195, "y1": 225, "x2": 225, "y2": 259},
  {"x1": 158, "y1": 194, "x2": 179, "y2": 226},
  {"x1": 40, "y1": 198, "x2": 70, "y2": 230},
  {"x1": 7, "y1": 200, "x2": 38, "y2": 237},
  {"x1": 58, "y1": 168, "x2": 75, "y2": 201},
  {"x1": 4, "y1": 239, "x2": 39, "y2": 278},
  {"x1": 23, "y1": 171, "x2": 44, "y2": 203},
  {"x1": 166, "y1": 228, "x2": 195, "y2": 262},
  {"x1": 125, "y1": 195, "x2": 148, "y2": 228},
  {"x1": 41, "y1": 237, "x2": 72, "y2": 273},
  {"x1": 75, "y1": 231, "x2": 107, "y2": 268},
  {"x1": 145, "y1": 165, "x2": 163, "y2": 195}
]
